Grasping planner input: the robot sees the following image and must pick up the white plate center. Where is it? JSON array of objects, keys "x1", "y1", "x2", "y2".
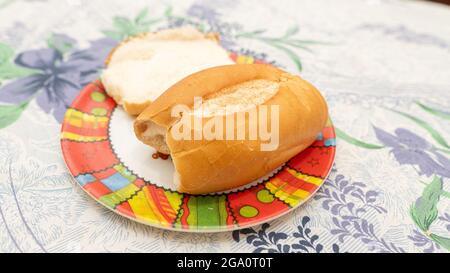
[{"x1": 109, "y1": 108, "x2": 177, "y2": 190}]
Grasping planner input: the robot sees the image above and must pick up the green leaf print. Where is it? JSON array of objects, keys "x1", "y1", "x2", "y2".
[
  {"x1": 0, "y1": 0, "x2": 13, "y2": 9},
  {"x1": 389, "y1": 108, "x2": 450, "y2": 150},
  {"x1": 135, "y1": 8, "x2": 149, "y2": 24},
  {"x1": 419, "y1": 180, "x2": 450, "y2": 200},
  {"x1": 269, "y1": 42, "x2": 303, "y2": 71},
  {"x1": 335, "y1": 127, "x2": 384, "y2": 149},
  {"x1": 410, "y1": 176, "x2": 442, "y2": 232},
  {"x1": 416, "y1": 102, "x2": 450, "y2": 121},
  {"x1": 0, "y1": 42, "x2": 14, "y2": 62},
  {"x1": 235, "y1": 26, "x2": 325, "y2": 72},
  {"x1": 47, "y1": 34, "x2": 75, "y2": 54},
  {"x1": 283, "y1": 25, "x2": 299, "y2": 38},
  {"x1": 0, "y1": 102, "x2": 28, "y2": 129},
  {"x1": 164, "y1": 5, "x2": 173, "y2": 17},
  {"x1": 430, "y1": 234, "x2": 450, "y2": 251},
  {"x1": 113, "y1": 16, "x2": 134, "y2": 33},
  {"x1": 0, "y1": 43, "x2": 35, "y2": 82},
  {"x1": 103, "y1": 8, "x2": 163, "y2": 40},
  {"x1": 101, "y1": 30, "x2": 125, "y2": 41}
]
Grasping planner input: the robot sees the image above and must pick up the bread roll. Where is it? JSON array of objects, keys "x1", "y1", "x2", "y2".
[
  {"x1": 134, "y1": 64, "x2": 328, "y2": 194},
  {"x1": 101, "y1": 26, "x2": 234, "y2": 115}
]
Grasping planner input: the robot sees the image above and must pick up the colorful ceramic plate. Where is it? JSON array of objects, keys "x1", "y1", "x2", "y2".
[{"x1": 60, "y1": 54, "x2": 336, "y2": 232}]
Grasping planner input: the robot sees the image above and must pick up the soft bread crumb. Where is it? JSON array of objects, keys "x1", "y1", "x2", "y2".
[
  {"x1": 197, "y1": 79, "x2": 279, "y2": 116},
  {"x1": 101, "y1": 27, "x2": 233, "y2": 114},
  {"x1": 141, "y1": 121, "x2": 170, "y2": 154}
]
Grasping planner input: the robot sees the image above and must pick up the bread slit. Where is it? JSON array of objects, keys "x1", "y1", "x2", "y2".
[
  {"x1": 137, "y1": 78, "x2": 280, "y2": 155},
  {"x1": 195, "y1": 79, "x2": 279, "y2": 117}
]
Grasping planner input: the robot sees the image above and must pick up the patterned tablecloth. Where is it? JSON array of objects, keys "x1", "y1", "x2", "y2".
[{"x1": 0, "y1": 0, "x2": 449, "y2": 253}]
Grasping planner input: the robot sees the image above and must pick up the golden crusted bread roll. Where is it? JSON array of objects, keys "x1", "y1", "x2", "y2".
[{"x1": 134, "y1": 64, "x2": 328, "y2": 194}]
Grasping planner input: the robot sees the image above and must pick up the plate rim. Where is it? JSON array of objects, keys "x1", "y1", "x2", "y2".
[
  {"x1": 60, "y1": 80, "x2": 336, "y2": 233},
  {"x1": 60, "y1": 142, "x2": 336, "y2": 233}
]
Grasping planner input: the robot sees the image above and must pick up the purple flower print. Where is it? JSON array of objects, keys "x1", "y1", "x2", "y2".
[
  {"x1": 315, "y1": 172, "x2": 404, "y2": 253},
  {"x1": 0, "y1": 37, "x2": 116, "y2": 122},
  {"x1": 187, "y1": 4, "x2": 220, "y2": 23},
  {"x1": 439, "y1": 213, "x2": 450, "y2": 232},
  {"x1": 373, "y1": 127, "x2": 450, "y2": 178},
  {"x1": 182, "y1": 3, "x2": 241, "y2": 49},
  {"x1": 232, "y1": 217, "x2": 342, "y2": 253},
  {"x1": 67, "y1": 38, "x2": 118, "y2": 84},
  {"x1": 408, "y1": 230, "x2": 441, "y2": 253}
]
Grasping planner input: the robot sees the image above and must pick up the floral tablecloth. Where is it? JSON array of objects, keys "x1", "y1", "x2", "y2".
[{"x1": 0, "y1": 0, "x2": 449, "y2": 253}]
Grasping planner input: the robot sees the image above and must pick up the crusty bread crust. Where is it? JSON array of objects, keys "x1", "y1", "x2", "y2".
[
  {"x1": 103, "y1": 27, "x2": 225, "y2": 115},
  {"x1": 123, "y1": 101, "x2": 152, "y2": 116},
  {"x1": 134, "y1": 64, "x2": 328, "y2": 194}
]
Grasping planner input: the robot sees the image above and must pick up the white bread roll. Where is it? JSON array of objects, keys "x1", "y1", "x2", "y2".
[
  {"x1": 101, "y1": 26, "x2": 234, "y2": 115},
  {"x1": 134, "y1": 64, "x2": 328, "y2": 194}
]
